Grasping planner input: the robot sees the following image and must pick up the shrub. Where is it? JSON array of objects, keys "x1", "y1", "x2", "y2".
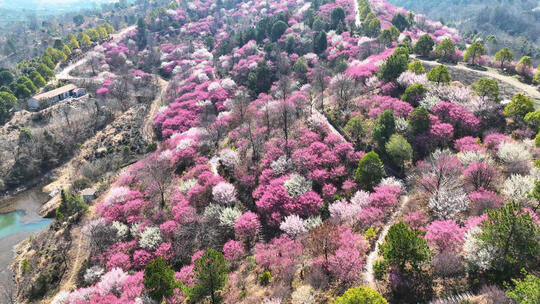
[
  {"x1": 427, "y1": 65, "x2": 450, "y2": 83},
  {"x1": 372, "y1": 110, "x2": 396, "y2": 148},
  {"x1": 379, "y1": 222, "x2": 431, "y2": 272},
  {"x1": 401, "y1": 84, "x2": 427, "y2": 106},
  {"x1": 504, "y1": 94, "x2": 534, "y2": 122},
  {"x1": 72, "y1": 178, "x2": 91, "y2": 191},
  {"x1": 334, "y1": 286, "x2": 388, "y2": 304},
  {"x1": 408, "y1": 61, "x2": 425, "y2": 74},
  {"x1": 435, "y1": 39, "x2": 456, "y2": 62},
  {"x1": 190, "y1": 249, "x2": 229, "y2": 303},
  {"x1": 379, "y1": 53, "x2": 408, "y2": 82},
  {"x1": 385, "y1": 134, "x2": 413, "y2": 169},
  {"x1": 56, "y1": 190, "x2": 88, "y2": 222},
  {"x1": 414, "y1": 34, "x2": 434, "y2": 57},
  {"x1": 259, "y1": 270, "x2": 272, "y2": 285},
  {"x1": 144, "y1": 257, "x2": 177, "y2": 302},
  {"x1": 355, "y1": 152, "x2": 385, "y2": 191},
  {"x1": 408, "y1": 107, "x2": 430, "y2": 136},
  {"x1": 505, "y1": 271, "x2": 540, "y2": 304}
]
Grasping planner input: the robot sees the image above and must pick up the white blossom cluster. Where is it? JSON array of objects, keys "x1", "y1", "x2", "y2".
[
  {"x1": 307, "y1": 112, "x2": 329, "y2": 131},
  {"x1": 180, "y1": 178, "x2": 198, "y2": 194},
  {"x1": 219, "y1": 207, "x2": 242, "y2": 228},
  {"x1": 291, "y1": 285, "x2": 316, "y2": 304},
  {"x1": 304, "y1": 216, "x2": 323, "y2": 230},
  {"x1": 497, "y1": 141, "x2": 532, "y2": 174},
  {"x1": 83, "y1": 265, "x2": 105, "y2": 285},
  {"x1": 458, "y1": 150, "x2": 495, "y2": 166},
  {"x1": 329, "y1": 199, "x2": 363, "y2": 225},
  {"x1": 397, "y1": 71, "x2": 429, "y2": 87},
  {"x1": 280, "y1": 215, "x2": 307, "y2": 239},
  {"x1": 350, "y1": 190, "x2": 370, "y2": 207},
  {"x1": 221, "y1": 78, "x2": 237, "y2": 90},
  {"x1": 428, "y1": 187, "x2": 468, "y2": 219},
  {"x1": 284, "y1": 174, "x2": 312, "y2": 198},
  {"x1": 502, "y1": 174, "x2": 535, "y2": 205},
  {"x1": 219, "y1": 148, "x2": 240, "y2": 170},
  {"x1": 50, "y1": 291, "x2": 70, "y2": 304},
  {"x1": 463, "y1": 226, "x2": 497, "y2": 272},
  {"x1": 212, "y1": 182, "x2": 237, "y2": 205},
  {"x1": 139, "y1": 226, "x2": 162, "y2": 250},
  {"x1": 111, "y1": 221, "x2": 130, "y2": 240},
  {"x1": 419, "y1": 93, "x2": 441, "y2": 110},
  {"x1": 379, "y1": 177, "x2": 405, "y2": 190}
]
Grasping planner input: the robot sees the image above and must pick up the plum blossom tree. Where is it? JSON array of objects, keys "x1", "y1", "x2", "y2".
[
  {"x1": 428, "y1": 187, "x2": 468, "y2": 219},
  {"x1": 284, "y1": 174, "x2": 312, "y2": 198},
  {"x1": 212, "y1": 182, "x2": 237, "y2": 205},
  {"x1": 139, "y1": 226, "x2": 162, "y2": 251},
  {"x1": 502, "y1": 174, "x2": 535, "y2": 206},
  {"x1": 463, "y1": 162, "x2": 497, "y2": 191},
  {"x1": 235, "y1": 212, "x2": 260, "y2": 243},
  {"x1": 330, "y1": 73, "x2": 357, "y2": 116},
  {"x1": 329, "y1": 199, "x2": 363, "y2": 226},
  {"x1": 280, "y1": 214, "x2": 308, "y2": 239},
  {"x1": 255, "y1": 236, "x2": 303, "y2": 282},
  {"x1": 424, "y1": 220, "x2": 465, "y2": 252},
  {"x1": 497, "y1": 141, "x2": 532, "y2": 175},
  {"x1": 327, "y1": 228, "x2": 368, "y2": 282},
  {"x1": 223, "y1": 240, "x2": 245, "y2": 264}
]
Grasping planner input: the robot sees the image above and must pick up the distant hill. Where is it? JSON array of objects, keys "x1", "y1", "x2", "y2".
[
  {"x1": 0, "y1": 0, "x2": 118, "y2": 15},
  {"x1": 388, "y1": 0, "x2": 540, "y2": 62}
]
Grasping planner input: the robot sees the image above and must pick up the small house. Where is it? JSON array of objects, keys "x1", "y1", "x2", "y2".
[
  {"x1": 81, "y1": 188, "x2": 97, "y2": 203},
  {"x1": 27, "y1": 84, "x2": 80, "y2": 110}
]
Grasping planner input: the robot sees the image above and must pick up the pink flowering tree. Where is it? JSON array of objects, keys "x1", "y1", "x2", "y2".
[
  {"x1": 424, "y1": 220, "x2": 465, "y2": 252},
  {"x1": 235, "y1": 212, "x2": 260, "y2": 245},
  {"x1": 463, "y1": 162, "x2": 497, "y2": 191},
  {"x1": 255, "y1": 236, "x2": 303, "y2": 283}
]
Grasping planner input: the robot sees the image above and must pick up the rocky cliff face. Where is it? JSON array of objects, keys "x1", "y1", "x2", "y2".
[
  {"x1": 8, "y1": 90, "x2": 160, "y2": 303},
  {"x1": 0, "y1": 97, "x2": 121, "y2": 192}
]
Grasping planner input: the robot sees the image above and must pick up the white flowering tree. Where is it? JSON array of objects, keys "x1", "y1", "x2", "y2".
[
  {"x1": 212, "y1": 182, "x2": 237, "y2": 205},
  {"x1": 280, "y1": 215, "x2": 308, "y2": 239}
]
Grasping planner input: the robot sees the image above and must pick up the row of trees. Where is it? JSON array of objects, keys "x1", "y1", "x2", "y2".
[
  {"x1": 0, "y1": 22, "x2": 116, "y2": 123},
  {"x1": 412, "y1": 34, "x2": 540, "y2": 83}
]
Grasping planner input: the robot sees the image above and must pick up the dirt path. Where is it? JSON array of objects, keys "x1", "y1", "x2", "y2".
[
  {"x1": 363, "y1": 195, "x2": 409, "y2": 288},
  {"x1": 142, "y1": 76, "x2": 168, "y2": 143},
  {"x1": 209, "y1": 156, "x2": 220, "y2": 176}
]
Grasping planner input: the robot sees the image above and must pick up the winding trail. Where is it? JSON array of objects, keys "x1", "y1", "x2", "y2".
[
  {"x1": 142, "y1": 76, "x2": 169, "y2": 143},
  {"x1": 363, "y1": 195, "x2": 409, "y2": 288},
  {"x1": 209, "y1": 156, "x2": 220, "y2": 176},
  {"x1": 56, "y1": 25, "x2": 136, "y2": 81}
]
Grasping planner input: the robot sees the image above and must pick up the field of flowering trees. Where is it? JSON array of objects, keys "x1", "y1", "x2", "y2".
[{"x1": 18, "y1": 0, "x2": 539, "y2": 303}]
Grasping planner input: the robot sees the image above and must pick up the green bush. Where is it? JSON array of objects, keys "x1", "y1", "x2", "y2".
[
  {"x1": 355, "y1": 151, "x2": 385, "y2": 191},
  {"x1": 259, "y1": 270, "x2": 272, "y2": 285},
  {"x1": 56, "y1": 190, "x2": 88, "y2": 222},
  {"x1": 373, "y1": 261, "x2": 387, "y2": 281},
  {"x1": 334, "y1": 286, "x2": 388, "y2": 304}
]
